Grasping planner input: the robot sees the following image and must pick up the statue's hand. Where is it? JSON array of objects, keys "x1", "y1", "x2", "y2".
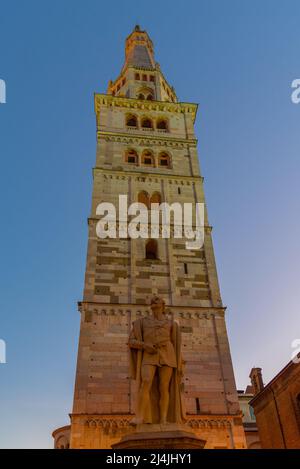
[
  {"x1": 143, "y1": 343, "x2": 157, "y2": 354},
  {"x1": 128, "y1": 339, "x2": 144, "y2": 350}
]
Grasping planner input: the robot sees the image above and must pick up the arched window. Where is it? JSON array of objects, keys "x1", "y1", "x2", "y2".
[
  {"x1": 135, "y1": 73, "x2": 140, "y2": 80},
  {"x1": 158, "y1": 152, "x2": 171, "y2": 168},
  {"x1": 125, "y1": 149, "x2": 138, "y2": 165},
  {"x1": 126, "y1": 114, "x2": 138, "y2": 127},
  {"x1": 141, "y1": 150, "x2": 155, "y2": 166},
  {"x1": 142, "y1": 74, "x2": 147, "y2": 81},
  {"x1": 249, "y1": 406, "x2": 255, "y2": 421},
  {"x1": 146, "y1": 239, "x2": 158, "y2": 259},
  {"x1": 138, "y1": 191, "x2": 150, "y2": 208},
  {"x1": 157, "y1": 119, "x2": 168, "y2": 131},
  {"x1": 141, "y1": 117, "x2": 153, "y2": 129},
  {"x1": 147, "y1": 94, "x2": 153, "y2": 100},
  {"x1": 137, "y1": 87, "x2": 154, "y2": 101},
  {"x1": 150, "y1": 192, "x2": 161, "y2": 205},
  {"x1": 56, "y1": 436, "x2": 69, "y2": 449}
]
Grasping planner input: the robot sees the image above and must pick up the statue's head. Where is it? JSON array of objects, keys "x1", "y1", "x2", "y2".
[{"x1": 150, "y1": 296, "x2": 165, "y2": 315}]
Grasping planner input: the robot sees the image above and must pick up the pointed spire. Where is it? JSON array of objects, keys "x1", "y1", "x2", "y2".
[{"x1": 123, "y1": 26, "x2": 155, "y2": 71}]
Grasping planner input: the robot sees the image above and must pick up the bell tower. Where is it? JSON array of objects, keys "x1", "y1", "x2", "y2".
[{"x1": 63, "y1": 26, "x2": 246, "y2": 449}]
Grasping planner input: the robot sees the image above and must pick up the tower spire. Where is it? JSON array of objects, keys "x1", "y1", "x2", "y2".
[
  {"x1": 107, "y1": 26, "x2": 177, "y2": 103},
  {"x1": 123, "y1": 25, "x2": 155, "y2": 71}
]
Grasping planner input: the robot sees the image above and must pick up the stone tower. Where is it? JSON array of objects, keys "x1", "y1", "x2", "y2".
[{"x1": 65, "y1": 26, "x2": 246, "y2": 449}]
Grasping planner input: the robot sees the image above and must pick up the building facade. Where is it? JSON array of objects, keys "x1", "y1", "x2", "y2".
[
  {"x1": 249, "y1": 363, "x2": 300, "y2": 448},
  {"x1": 53, "y1": 26, "x2": 246, "y2": 449},
  {"x1": 237, "y1": 387, "x2": 261, "y2": 449}
]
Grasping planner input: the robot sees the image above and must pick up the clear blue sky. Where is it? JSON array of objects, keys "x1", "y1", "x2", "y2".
[{"x1": 0, "y1": 0, "x2": 299, "y2": 448}]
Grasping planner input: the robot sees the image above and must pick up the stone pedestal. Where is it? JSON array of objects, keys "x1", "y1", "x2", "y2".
[{"x1": 112, "y1": 424, "x2": 206, "y2": 449}]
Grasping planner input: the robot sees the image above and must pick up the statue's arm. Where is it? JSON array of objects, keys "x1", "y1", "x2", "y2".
[{"x1": 128, "y1": 322, "x2": 156, "y2": 354}]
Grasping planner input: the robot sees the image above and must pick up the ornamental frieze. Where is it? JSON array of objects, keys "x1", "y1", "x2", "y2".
[
  {"x1": 94, "y1": 94, "x2": 198, "y2": 123},
  {"x1": 84, "y1": 416, "x2": 232, "y2": 433},
  {"x1": 97, "y1": 131, "x2": 197, "y2": 148}
]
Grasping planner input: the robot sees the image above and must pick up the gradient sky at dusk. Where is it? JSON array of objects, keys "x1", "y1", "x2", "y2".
[{"x1": 0, "y1": 0, "x2": 300, "y2": 448}]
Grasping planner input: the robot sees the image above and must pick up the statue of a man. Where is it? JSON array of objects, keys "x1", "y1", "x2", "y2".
[{"x1": 128, "y1": 296, "x2": 186, "y2": 425}]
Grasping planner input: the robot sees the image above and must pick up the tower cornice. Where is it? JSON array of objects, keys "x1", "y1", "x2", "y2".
[
  {"x1": 94, "y1": 94, "x2": 198, "y2": 123},
  {"x1": 77, "y1": 301, "x2": 226, "y2": 317},
  {"x1": 97, "y1": 130, "x2": 197, "y2": 146},
  {"x1": 92, "y1": 166, "x2": 204, "y2": 182}
]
